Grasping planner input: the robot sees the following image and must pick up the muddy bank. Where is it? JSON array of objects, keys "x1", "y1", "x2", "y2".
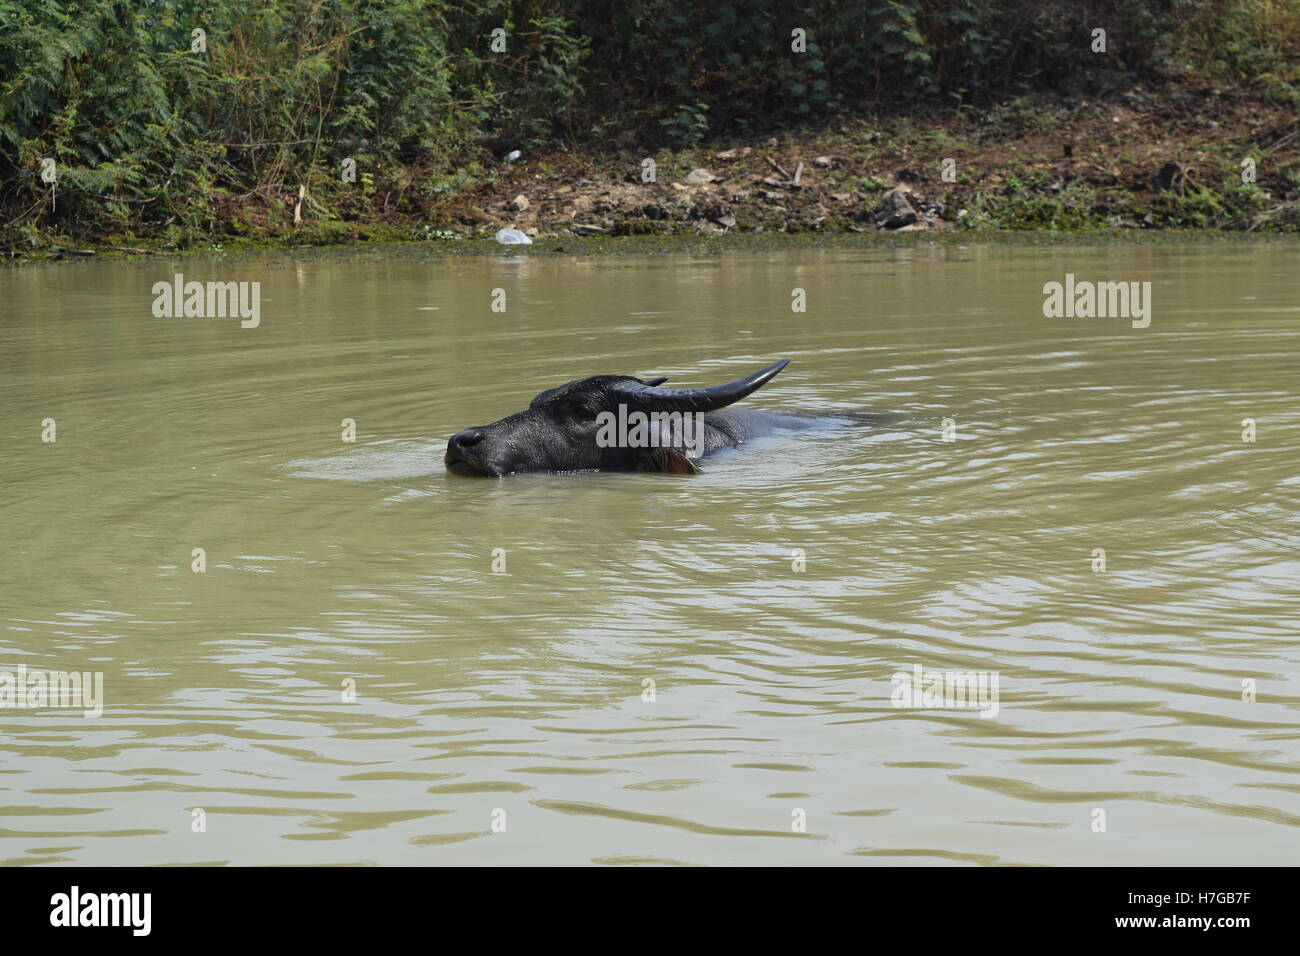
[
  {"x1": 447, "y1": 90, "x2": 1299, "y2": 241},
  {"x1": 9, "y1": 89, "x2": 1299, "y2": 262}
]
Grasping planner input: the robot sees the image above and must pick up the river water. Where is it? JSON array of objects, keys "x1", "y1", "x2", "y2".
[{"x1": 1, "y1": 239, "x2": 1297, "y2": 866}]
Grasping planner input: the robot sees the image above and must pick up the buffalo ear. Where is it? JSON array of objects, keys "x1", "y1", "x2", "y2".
[
  {"x1": 637, "y1": 447, "x2": 700, "y2": 474},
  {"x1": 641, "y1": 376, "x2": 669, "y2": 386}
]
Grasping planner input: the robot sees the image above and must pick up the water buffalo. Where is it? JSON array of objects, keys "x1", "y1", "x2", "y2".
[{"x1": 445, "y1": 359, "x2": 819, "y2": 476}]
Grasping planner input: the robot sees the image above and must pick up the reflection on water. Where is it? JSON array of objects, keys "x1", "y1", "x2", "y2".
[{"x1": 1, "y1": 240, "x2": 1297, "y2": 865}]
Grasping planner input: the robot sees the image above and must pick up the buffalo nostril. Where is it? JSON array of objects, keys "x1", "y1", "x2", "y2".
[{"x1": 452, "y1": 428, "x2": 484, "y2": 448}]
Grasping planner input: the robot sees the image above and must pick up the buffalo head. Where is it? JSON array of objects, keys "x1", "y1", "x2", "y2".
[{"x1": 445, "y1": 359, "x2": 790, "y2": 476}]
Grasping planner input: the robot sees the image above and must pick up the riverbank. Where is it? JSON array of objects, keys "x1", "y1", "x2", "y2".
[
  {"x1": 7, "y1": 0, "x2": 1299, "y2": 260},
  {"x1": 7, "y1": 87, "x2": 1299, "y2": 262}
]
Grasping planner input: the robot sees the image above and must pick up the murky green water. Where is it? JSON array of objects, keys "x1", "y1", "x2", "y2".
[{"x1": 2, "y1": 240, "x2": 1297, "y2": 866}]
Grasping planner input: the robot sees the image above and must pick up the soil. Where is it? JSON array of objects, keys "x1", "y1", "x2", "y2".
[{"x1": 438, "y1": 86, "x2": 1300, "y2": 240}]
